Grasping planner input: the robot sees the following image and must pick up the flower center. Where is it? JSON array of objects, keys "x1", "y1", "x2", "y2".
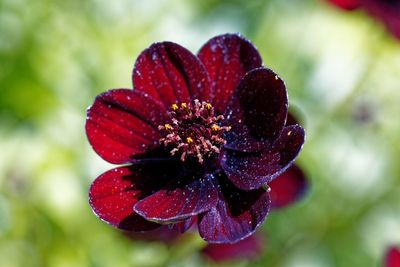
[{"x1": 158, "y1": 99, "x2": 231, "y2": 164}]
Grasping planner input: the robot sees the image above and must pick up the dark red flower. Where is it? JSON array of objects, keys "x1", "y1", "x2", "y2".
[
  {"x1": 386, "y1": 246, "x2": 400, "y2": 267},
  {"x1": 86, "y1": 33, "x2": 305, "y2": 244},
  {"x1": 328, "y1": 0, "x2": 400, "y2": 39}
]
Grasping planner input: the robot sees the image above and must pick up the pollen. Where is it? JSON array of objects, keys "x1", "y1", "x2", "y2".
[
  {"x1": 171, "y1": 104, "x2": 179, "y2": 111},
  {"x1": 211, "y1": 124, "x2": 220, "y2": 132},
  {"x1": 164, "y1": 124, "x2": 173, "y2": 131},
  {"x1": 158, "y1": 100, "x2": 229, "y2": 164},
  {"x1": 287, "y1": 131, "x2": 292, "y2": 136}
]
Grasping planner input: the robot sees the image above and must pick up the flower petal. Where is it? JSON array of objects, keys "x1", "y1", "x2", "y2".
[
  {"x1": 88, "y1": 165, "x2": 173, "y2": 231},
  {"x1": 224, "y1": 68, "x2": 288, "y2": 151},
  {"x1": 221, "y1": 125, "x2": 305, "y2": 190},
  {"x1": 198, "y1": 33, "x2": 262, "y2": 113},
  {"x1": 202, "y1": 234, "x2": 264, "y2": 262},
  {"x1": 198, "y1": 175, "x2": 270, "y2": 244},
  {"x1": 132, "y1": 42, "x2": 211, "y2": 107},
  {"x1": 385, "y1": 246, "x2": 400, "y2": 267},
  {"x1": 134, "y1": 173, "x2": 218, "y2": 223},
  {"x1": 86, "y1": 89, "x2": 167, "y2": 164},
  {"x1": 269, "y1": 164, "x2": 309, "y2": 209}
]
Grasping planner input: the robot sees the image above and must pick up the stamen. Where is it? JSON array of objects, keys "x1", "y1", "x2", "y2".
[
  {"x1": 211, "y1": 124, "x2": 220, "y2": 132},
  {"x1": 158, "y1": 99, "x2": 230, "y2": 164},
  {"x1": 171, "y1": 104, "x2": 179, "y2": 111},
  {"x1": 164, "y1": 124, "x2": 173, "y2": 131}
]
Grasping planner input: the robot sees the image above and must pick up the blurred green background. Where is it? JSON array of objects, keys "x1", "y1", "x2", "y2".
[{"x1": 1, "y1": 0, "x2": 400, "y2": 266}]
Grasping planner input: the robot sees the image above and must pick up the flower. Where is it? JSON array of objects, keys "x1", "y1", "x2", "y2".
[
  {"x1": 86, "y1": 33, "x2": 305, "y2": 244},
  {"x1": 385, "y1": 246, "x2": 400, "y2": 267},
  {"x1": 328, "y1": 0, "x2": 400, "y2": 39}
]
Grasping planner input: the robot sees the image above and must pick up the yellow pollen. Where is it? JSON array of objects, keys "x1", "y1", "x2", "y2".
[
  {"x1": 287, "y1": 131, "x2": 292, "y2": 136},
  {"x1": 181, "y1": 103, "x2": 188, "y2": 109},
  {"x1": 164, "y1": 124, "x2": 172, "y2": 131},
  {"x1": 205, "y1": 103, "x2": 212, "y2": 110},
  {"x1": 211, "y1": 124, "x2": 220, "y2": 132},
  {"x1": 171, "y1": 104, "x2": 179, "y2": 111},
  {"x1": 186, "y1": 137, "x2": 193, "y2": 144}
]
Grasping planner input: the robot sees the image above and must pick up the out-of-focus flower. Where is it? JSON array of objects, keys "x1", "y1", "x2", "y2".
[
  {"x1": 202, "y1": 234, "x2": 264, "y2": 262},
  {"x1": 328, "y1": 0, "x2": 400, "y2": 39},
  {"x1": 86, "y1": 33, "x2": 305, "y2": 244},
  {"x1": 269, "y1": 164, "x2": 308, "y2": 209},
  {"x1": 386, "y1": 246, "x2": 400, "y2": 267},
  {"x1": 328, "y1": 0, "x2": 361, "y2": 10}
]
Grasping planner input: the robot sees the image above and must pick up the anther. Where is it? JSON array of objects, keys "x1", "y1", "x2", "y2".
[
  {"x1": 181, "y1": 103, "x2": 188, "y2": 109},
  {"x1": 211, "y1": 124, "x2": 220, "y2": 132},
  {"x1": 186, "y1": 137, "x2": 193, "y2": 144},
  {"x1": 171, "y1": 104, "x2": 179, "y2": 111},
  {"x1": 164, "y1": 124, "x2": 173, "y2": 131},
  {"x1": 205, "y1": 103, "x2": 212, "y2": 110}
]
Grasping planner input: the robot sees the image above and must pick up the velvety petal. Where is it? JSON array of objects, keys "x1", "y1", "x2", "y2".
[
  {"x1": 221, "y1": 125, "x2": 305, "y2": 190},
  {"x1": 223, "y1": 112, "x2": 300, "y2": 153},
  {"x1": 88, "y1": 166, "x2": 169, "y2": 232},
  {"x1": 386, "y1": 246, "x2": 400, "y2": 267},
  {"x1": 132, "y1": 42, "x2": 211, "y2": 107},
  {"x1": 223, "y1": 123, "x2": 269, "y2": 153},
  {"x1": 198, "y1": 175, "x2": 270, "y2": 244},
  {"x1": 269, "y1": 164, "x2": 309, "y2": 209},
  {"x1": 197, "y1": 33, "x2": 262, "y2": 113},
  {"x1": 86, "y1": 89, "x2": 167, "y2": 164},
  {"x1": 224, "y1": 68, "x2": 288, "y2": 151},
  {"x1": 134, "y1": 173, "x2": 218, "y2": 223},
  {"x1": 202, "y1": 234, "x2": 264, "y2": 262},
  {"x1": 328, "y1": 0, "x2": 361, "y2": 10}
]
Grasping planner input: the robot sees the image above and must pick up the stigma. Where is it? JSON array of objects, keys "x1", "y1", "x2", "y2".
[{"x1": 158, "y1": 99, "x2": 230, "y2": 164}]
